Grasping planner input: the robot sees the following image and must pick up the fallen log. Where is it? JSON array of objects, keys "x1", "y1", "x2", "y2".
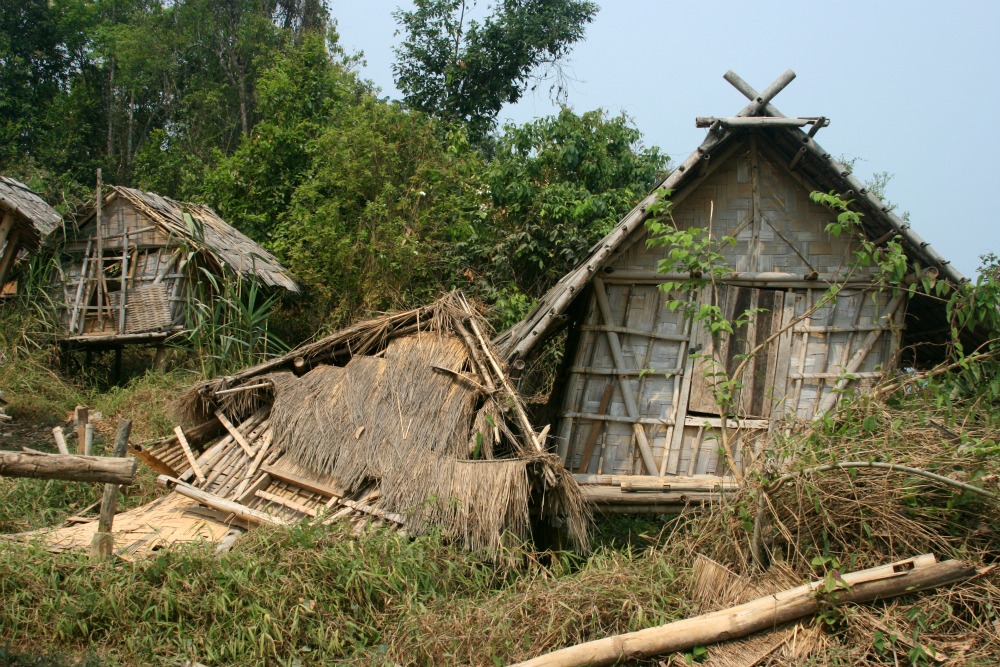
[
  {"x1": 0, "y1": 450, "x2": 136, "y2": 485},
  {"x1": 509, "y1": 554, "x2": 976, "y2": 667}
]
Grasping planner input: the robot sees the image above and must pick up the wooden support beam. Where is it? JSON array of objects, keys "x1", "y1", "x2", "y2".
[
  {"x1": 591, "y1": 277, "x2": 659, "y2": 475},
  {"x1": 90, "y1": 419, "x2": 131, "y2": 560},
  {"x1": 0, "y1": 450, "x2": 136, "y2": 484},
  {"x1": 509, "y1": 555, "x2": 975, "y2": 667}
]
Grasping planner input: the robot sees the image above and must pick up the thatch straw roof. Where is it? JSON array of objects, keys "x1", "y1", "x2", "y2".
[
  {"x1": 78, "y1": 186, "x2": 298, "y2": 292},
  {"x1": 125, "y1": 292, "x2": 589, "y2": 556},
  {"x1": 0, "y1": 175, "x2": 62, "y2": 252}
]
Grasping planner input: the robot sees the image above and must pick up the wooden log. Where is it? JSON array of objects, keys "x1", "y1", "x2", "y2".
[
  {"x1": 52, "y1": 427, "x2": 69, "y2": 455},
  {"x1": 90, "y1": 419, "x2": 132, "y2": 561},
  {"x1": 0, "y1": 451, "x2": 136, "y2": 484},
  {"x1": 158, "y1": 475, "x2": 287, "y2": 526},
  {"x1": 510, "y1": 555, "x2": 975, "y2": 667}
]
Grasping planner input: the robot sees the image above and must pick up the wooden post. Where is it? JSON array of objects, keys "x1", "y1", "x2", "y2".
[
  {"x1": 90, "y1": 418, "x2": 132, "y2": 561},
  {"x1": 75, "y1": 406, "x2": 88, "y2": 455},
  {"x1": 95, "y1": 169, "x2": 105, "y2": 330}
]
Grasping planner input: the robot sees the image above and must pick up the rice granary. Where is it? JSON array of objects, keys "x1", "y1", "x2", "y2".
[
  {"x1": 496, "y1": 71, "x2": 975, "y2": 512},
  {"x1": 51, "y1": 185, "x2": 298, "y2": 347},
  {"x1": 25, "y1": 293, "x2": 588, "y2": 558}
]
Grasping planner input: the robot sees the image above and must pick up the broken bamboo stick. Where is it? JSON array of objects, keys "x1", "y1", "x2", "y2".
[
  {"x1": 174, "y1": 426, "x2": 206, "y2": 484},
  {"x1": 52, "y1": 427, "x2": 69, "y2": 455},
  {"x1": 509, "y1": 554, "x2": 975, "y2": 667}
]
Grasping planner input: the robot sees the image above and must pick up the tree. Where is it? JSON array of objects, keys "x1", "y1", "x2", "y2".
[
  {"x1": 392, "y1": 0, "x2": 598, "y2": 145},
  {"x1": 457, "y1": 108, "x2": 666, "y2": 311}
]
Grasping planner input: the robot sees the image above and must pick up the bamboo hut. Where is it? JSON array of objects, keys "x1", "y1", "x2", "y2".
[
  {"x1": 0, "y1": 176, "x2": 62, "y2": 291},
  {"x1": 28, "y1": 293, "x2": 587, "y2": 558},
  {"x1": 53, "y1": 186, "x2": 298, "y2": 346},
  {"x1": 496, "y1": 71, "x2": 968, "y2": 511}
]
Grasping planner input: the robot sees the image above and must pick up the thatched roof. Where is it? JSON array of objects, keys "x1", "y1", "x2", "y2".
[
  {"x1": 497, "y1": 71, "x2": 968, "y2": 363},
  {"x1": 123, "y1": 292, "x2": 589, "y2": 557},
  {"x1": 0, "y1": 176, "x2": 62, "y2": 252},
  {"x1": 78, "y1": 186, "x2": 298, "y2": 292}
]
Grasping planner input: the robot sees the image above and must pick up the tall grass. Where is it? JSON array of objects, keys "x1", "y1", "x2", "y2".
[{"x1": 180, "y1": 269, "x2": 288, "y2": 378}]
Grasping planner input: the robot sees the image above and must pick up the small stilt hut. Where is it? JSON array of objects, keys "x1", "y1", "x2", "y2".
[
  {"x1": 53, "y1": 184, "x2": 298, "y2": 347},
  {"x1": 0, "y1": 176, "x2": 62, "y2": 291}
]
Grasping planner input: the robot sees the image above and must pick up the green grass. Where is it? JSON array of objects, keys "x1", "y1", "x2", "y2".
[{"x1": 0, "y1": 524, "x2": 688, "y2": 666}]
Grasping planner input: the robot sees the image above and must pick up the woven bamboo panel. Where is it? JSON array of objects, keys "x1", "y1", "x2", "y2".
[
  {"x1": 559, "y1": 282, "x2": 690, "y2": 475},
  {"x1": 611, "y1": 137, "x2": 873, "y2": 278},
  {"x1": 125, "y1": 282, "x2": 174, "y2": 333}
]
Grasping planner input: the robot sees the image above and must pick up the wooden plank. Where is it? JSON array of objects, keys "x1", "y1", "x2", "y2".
[
  {"x1": 591, "y1": 277, "x2": 659, "y2": 475},
  {"x1": 174, "y1": 426, "x2": 206, "y2": 484},
  {"x1": 236, "y1": 472, "x2": 273, "y2": 504}
]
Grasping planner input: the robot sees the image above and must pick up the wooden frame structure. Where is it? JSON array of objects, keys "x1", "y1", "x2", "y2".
[
  {"x1": 0, "y1": 176, "x2": 61, "y2": 291},
  {"x1": 496, "y1": 71, "x2": 967, "y2": 510},
  {"x1": 53, "y1": 185, "x2": 298, "y2": 346}
]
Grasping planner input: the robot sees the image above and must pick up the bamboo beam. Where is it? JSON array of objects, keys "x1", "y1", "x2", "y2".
[
  {"x1": 695, "y1": 116, "x2": 829, "y2": 128},
  {"x1": 174, "y1": 426, "x2": 206, "y2": 484},
  {"x1": 510, "y1": 555, "x2": 975, "y2": 667},
  {"x1": 90, "y1": 419, "x2": 132, "y2": 560},
  {"x1": 158, "y1": 475, "x2": 287, "y2": 526},
  {"x1": 0, "y1": 451, "x2": 136, "y2": 484},
  {"x1": 214, "y1": 409, "x2": 255, "y2": 456},
  {"x1": 591, "y1": 277, "x2": 659, "y2": 475}
]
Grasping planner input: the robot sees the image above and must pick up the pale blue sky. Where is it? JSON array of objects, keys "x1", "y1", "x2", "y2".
[{"x1": 329, "y1": 0, "x2": 999, "y2": 279}]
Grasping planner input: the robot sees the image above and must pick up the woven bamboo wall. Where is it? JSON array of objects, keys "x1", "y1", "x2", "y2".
[{"x1": 556, "y1": 135, "x2": 902, "y2": 477}]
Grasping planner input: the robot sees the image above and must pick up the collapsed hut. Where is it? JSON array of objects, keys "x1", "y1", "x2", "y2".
[
  {"x1": 30, "y1": 293, "x2": 587, "y2": 558},
  {"x1": 0, "y1": 175, "x2": 62, "y2": 292},
  {"x1": 52, "y1": 185, "x2": 298, "y2": 347},
  {"x1": 496, "y1": 70, "x2": 970, "y2": 511}
]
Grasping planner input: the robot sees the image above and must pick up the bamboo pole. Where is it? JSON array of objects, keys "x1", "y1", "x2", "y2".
[
  {"x1": 90, "y1": 419, "x2": 132, "y2": 560},
  {"x1": 510, "y1": 555, "x2": 975, "y2": 667},
  {"x1": 158, "y1": 475, "x2": 287, "y2": 526},
  {"x1": 52, "y1": 427, "x2": 69, "y2": 455}
]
